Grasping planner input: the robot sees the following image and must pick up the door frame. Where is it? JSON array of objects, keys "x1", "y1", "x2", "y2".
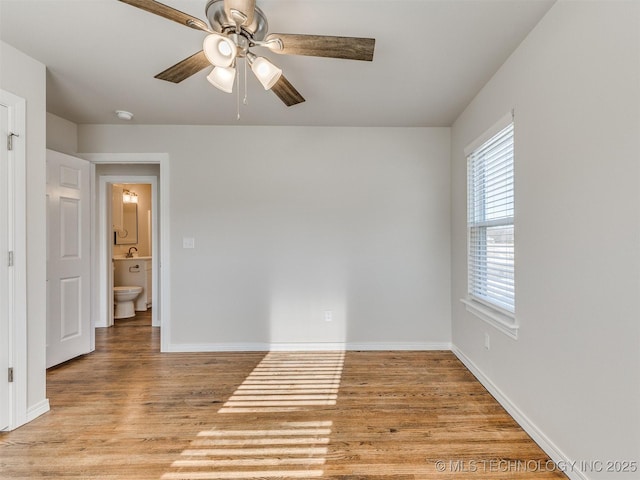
[
  {"x1": 82, "y1": 153, "x2": 170, "y2": 351},
  {"x1": 0, "y1": 89, "x2": 27, "y2": 430}
]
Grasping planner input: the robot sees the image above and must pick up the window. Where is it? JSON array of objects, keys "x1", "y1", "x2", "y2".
[{"x1": 463, "y1": 113, "x2": 517, "y2": 338}]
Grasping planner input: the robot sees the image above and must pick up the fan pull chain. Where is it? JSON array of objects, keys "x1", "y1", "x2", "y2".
[
  {"x1": 236, "y1": 62, "x2": 240, "y2": 121},
  {"x1": 243, "y1": 57, "x2": 248, "y2": 105}
]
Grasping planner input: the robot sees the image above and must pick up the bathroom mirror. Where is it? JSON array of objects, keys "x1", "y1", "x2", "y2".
[{"x1": 115, "y1": 203, "x2": 138, "y2": 245}]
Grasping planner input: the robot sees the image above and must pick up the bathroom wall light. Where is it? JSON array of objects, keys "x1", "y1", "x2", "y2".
[{"x1": 123, "y1": 190, "x2": 138, "y2": 204}]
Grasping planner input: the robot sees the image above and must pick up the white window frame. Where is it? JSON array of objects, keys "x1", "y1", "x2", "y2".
[{"x1": 461, "y1": 112, "x2": 518, "y2": 339}]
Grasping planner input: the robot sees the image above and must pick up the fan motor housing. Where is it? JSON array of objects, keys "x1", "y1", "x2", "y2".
[{"x1": 205, "y1": 0, "x2": 268, "y2": 40}]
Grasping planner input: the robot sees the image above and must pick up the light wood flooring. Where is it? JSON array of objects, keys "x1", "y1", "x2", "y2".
[{"x1": 0, "y1": 311, "x2": 567, "y2": 479}]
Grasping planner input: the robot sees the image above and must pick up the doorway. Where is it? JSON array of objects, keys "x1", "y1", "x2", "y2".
[
  {"x1": 111, "y1": 182, "x2": 153, "y2": 325},
  {"x1": 95, "y1": 169, "x2": 160, "y2": 334}
]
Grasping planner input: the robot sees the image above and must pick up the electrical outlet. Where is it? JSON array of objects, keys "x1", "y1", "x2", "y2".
[
  {"x1": 183, "y1": 237, "x2": 195, "y2": 249},
  {"x1": 484, "y1": 332, "x2": 490, "y2": 350},
  {"x1": 324, "y1": 310, "x2": 333, "y2": 322}
]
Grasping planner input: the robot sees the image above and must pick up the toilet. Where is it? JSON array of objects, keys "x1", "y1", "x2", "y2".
[{"x1": 113, "y1": 286, "x2": 143, "y2": 319}]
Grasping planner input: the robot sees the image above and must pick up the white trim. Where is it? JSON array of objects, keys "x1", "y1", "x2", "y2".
[
  {"x1": 25, "y1": 399, "x2": 50, "y2": 424},
  {"x1": 464, "y1": 110, "x2": 514, "y2": 156},
  {"x1": 96, "y1": 175, "x2": 112, "y2": 328},
  {"x1": 82, "y1": 152, "x2": 169, "y2": 349},
  {"x1": 270, "y1": 343, "x2": 347, "y2": 352},
  {"x1": 452, "y1": 346, "x2": 587, "y2": 480},
  {"x1": 167, "y1": 343, "x2": 272, "y2": 353},
  {"x1": 166, "y1": 342, "x2": 452, "y2": 352},
  {"x1": 343, "y1": 342, "x2": 451, "y2": 351},
  {"x1": 0, "y1": 89, "x2": 28, "y2": 430},
  {"x1": 147, "y1": 179, "x2": 161, "y2": 327},
  {"x1": 89, "y1": 162, "x2": 97, "y2": 352},
  {"x1": 159, "y1": 157, "x2": 170, "y2": 350},
  {"x1": 461, "y1": 297, "x2": 519, "y2": 339},
  {"x1": 81, "y1": 153, "x2": 163, "y2": 164}
]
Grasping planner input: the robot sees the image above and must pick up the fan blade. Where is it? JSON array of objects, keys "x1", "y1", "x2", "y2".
[
  {"x1": 119, "y1": 0, "x2": 211, "y2": 32},
  {"x1": 271, "y1": 75, "x2": 305, "y2": 107},
  {"x1": 224, "y1": 0, "x2": 255, "y2": 26},
  {"x1": 155, "y1": 51, "x2": 211, "y2": 83},
  {"x1": 266, "y1": 34, "x2": 375, "y2": 61}
]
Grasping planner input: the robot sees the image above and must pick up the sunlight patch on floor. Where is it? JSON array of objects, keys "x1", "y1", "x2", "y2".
[
  {"x1": 161, "y1": 353, "x2": 345, "y2": 479},
  {"x1": 218, "y1": 352, "x2": 345, "y2": 413},
  {"x1": 161, "y1": 421, "x2": 332, "y2": 479}
]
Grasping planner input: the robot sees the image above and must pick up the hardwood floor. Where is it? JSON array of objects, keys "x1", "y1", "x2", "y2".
[{"x1": 0, "y1": 312, "x2": 567, "y2": 479}]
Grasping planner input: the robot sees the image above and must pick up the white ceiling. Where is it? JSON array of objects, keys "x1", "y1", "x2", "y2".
[{"x1": 0, "y1": 0, "x2": 555, "y2": 127}]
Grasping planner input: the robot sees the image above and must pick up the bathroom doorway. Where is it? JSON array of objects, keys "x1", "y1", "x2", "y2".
[
  {"x1": 111, "y1": 183, "x2": 153, "y2": 324},
  {"x1": 95, "y1": 167, "x2": 160, "y2": 332}
]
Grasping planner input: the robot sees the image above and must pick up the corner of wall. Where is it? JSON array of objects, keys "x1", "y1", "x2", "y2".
[{"x1": 46, "y1": 112, "x2": 79, "y2": 155}]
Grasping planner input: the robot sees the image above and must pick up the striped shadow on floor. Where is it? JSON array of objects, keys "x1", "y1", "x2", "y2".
[
  {"x1": 161, "y1": 352, "x2": 345, "y2": 479},
  {"x1": 218, "y1": 352, "x2": 345, "y2": 413}
]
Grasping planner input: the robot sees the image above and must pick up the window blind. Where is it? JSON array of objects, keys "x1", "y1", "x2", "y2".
[{"x1": 467, "y1": 122, "x2": 514, "y2": 313}]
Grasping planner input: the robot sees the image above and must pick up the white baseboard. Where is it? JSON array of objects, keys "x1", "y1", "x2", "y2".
[
  {"x1": 269, "y1": 342, "x2": 347, "y2": 351},
  {"x1": 452, "y1": 345, "x2": 588, "y2": 480},
  {"x1": 345, "y1": 341, "x2": 451, "y2": 351},
  {"x1": 166, "y1": 341, "x2": 452, "y2": 353},
  {"x1": 165, "y1": 342, "x2": 271, "y2": 352},
  {"x1": 26, "y1": 399, "x2": 50, "y2": 424}
]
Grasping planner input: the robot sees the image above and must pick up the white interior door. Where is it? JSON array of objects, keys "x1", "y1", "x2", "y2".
[
  {"x1": 46, "y1": 150, "x2": 91, "y2": 368},
  {"x1": 0, "y1": 104, "x2": 10, "y2": 430}
]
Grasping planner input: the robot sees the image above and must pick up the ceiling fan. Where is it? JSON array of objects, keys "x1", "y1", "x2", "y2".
[{"x1": 119, "y1": 0, "x2": 376, "y2": 107}]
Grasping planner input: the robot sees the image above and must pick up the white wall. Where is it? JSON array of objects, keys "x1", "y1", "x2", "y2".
[
  {"x1": 46, "y1": 112, "x2": 77, "y2": 155},
  {"x1": 0, "y1": 41, "x2": 48, "y2": 417},
  {"x1": 79, "y1": 126, "x2": 451, "y2": 350},
  {"x1": 450, "y1": 1, "x2": 640, "y2": 478}
]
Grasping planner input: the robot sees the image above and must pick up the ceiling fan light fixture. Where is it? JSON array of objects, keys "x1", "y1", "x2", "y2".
[
  {"x1": 119, "y1": 0, "x2": 375, "y2": 109},
  {"x1": 207, "y1": 66, "x2": 236, "y2": 93},
  {"x1": 203, "y1": 33, "x2": 237, "y2": 67},
  {"x1": 247, "y1": 53, "x2": 282, "y2": 90}
]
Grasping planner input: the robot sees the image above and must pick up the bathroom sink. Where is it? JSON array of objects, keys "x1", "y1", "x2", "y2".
[{"x1": 113, "y1": 255, "x2": 152, "y2": 261}]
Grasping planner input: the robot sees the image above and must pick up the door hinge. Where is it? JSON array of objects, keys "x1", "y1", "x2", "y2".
[
  {"x1": 8, "y1": 368, "x2": 13, "y2": 383},
  {"x1": 8, "y1": 251, "x2": 14, "y2": 267},
  {"x1": 7, "y1": 132, "x2": 19, "y2": 151}
]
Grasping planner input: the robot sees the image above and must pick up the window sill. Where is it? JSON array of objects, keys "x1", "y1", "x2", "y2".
[{"x1": 460, "y1": 298, "x2": 519, "y2": 340}]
